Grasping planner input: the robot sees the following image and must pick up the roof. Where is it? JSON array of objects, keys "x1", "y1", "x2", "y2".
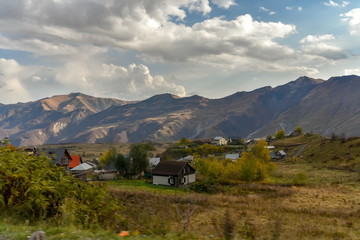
[
  {"x1": 278, "y1": 150, "x2": 286, "y2": 156},
  {"x1": 70, "y1": 163, "x2": 94, "y2": 171},
  {"x1": 152, "y1": 161, "x2": 195, "y2": 176},
  {"x1": 213, "y1": 136, "x2": 224, "y2": 140},
  {"x1": 225, "y1": 154, "x2": 240, "y2": 160},
  {"x1": 43, "y1": 148, "x2": 72, "y2": 165},
  {"x1": 178, "y1": 155, "x2": 194, "y2": 161},
  {"x1": 69, "y1": 155, "x2": 82, "y2": 168},
  {"x1": 150, "y1": 157, "x2": 161, "y2": 166}
]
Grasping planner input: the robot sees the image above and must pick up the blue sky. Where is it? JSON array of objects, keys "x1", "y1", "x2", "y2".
[{"x1": 0, "y1": 0, "x2": 359, "y2": 103}]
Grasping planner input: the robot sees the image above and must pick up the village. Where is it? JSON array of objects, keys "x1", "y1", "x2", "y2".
[
  {"x1": 4, "y1": 128, "x2": 360, "y2": 239},
  {"x1": 21, "y1": 133, "x2": 288, "y2": 188}
]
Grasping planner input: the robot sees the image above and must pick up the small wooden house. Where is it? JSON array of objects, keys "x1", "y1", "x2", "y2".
[
  {"x1": 43, "y1": 148, "x2": 72, "y2": 169},
  {"x1": 152, "y1": 161, "x2": 196, "y2": 188}
]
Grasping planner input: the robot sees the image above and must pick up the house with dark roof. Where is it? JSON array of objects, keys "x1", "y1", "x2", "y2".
[
  {"x1": 43, "y1": 148, "x2": 72, "y2": 169},
  {"x1": 152, "y1": 161, "x2": 196, "y2": 188}
]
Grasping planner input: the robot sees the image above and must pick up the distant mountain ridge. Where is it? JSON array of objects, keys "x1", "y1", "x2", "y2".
[{"x1": 1, "y1": 75, "x2": 359, "y2": 146}]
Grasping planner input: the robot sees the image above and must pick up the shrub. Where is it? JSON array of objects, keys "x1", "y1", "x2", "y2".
[
  {"x1": 0, "y1": 141, "x2": 123, "y2": 229},
  {"x1": 293, "y1": 173, "x2": 308, "y2": 186},
  {"x1": 275, "y1": 129, "x2": 285, "y2": 139},
  {"x1": 194, "y1": 140, "x2": 275, "y2": 182},
  {"x1": 190, "y1": 179, "x2": 217, "y2": 193}
]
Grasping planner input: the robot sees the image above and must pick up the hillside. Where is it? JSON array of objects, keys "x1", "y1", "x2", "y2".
[
  {"x1": 270, "y1": 134, "x2": 360, "y2": 171},
  {"x1": 1, "y1": 75, "x2": 360, "y2": 146}
]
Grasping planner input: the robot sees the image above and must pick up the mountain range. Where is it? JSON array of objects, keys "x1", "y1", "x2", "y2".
[{"x1": 1, "y1": 75, "x2": 360, "y2": 146}]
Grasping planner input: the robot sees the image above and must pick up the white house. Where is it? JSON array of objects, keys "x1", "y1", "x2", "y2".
[
  {"x1": 212, "y1": 136, "x2": 228, "y2": 145},
  {"x1": 152, "y1": 161, "x2": 196, "y2": 188}
]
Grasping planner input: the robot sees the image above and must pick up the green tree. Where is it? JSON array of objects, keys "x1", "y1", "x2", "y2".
[
  {"x1": 129, "y1": 143, "x2": 155, "y2": 175},
  {"x1": 275, "y1": 129, "x2": 285, "y2": 139},
  {"x1": 295, "y1": 126, "x2": 303, "y2": 135},
  {"x1": 115, "y1": 153, "x2": 130, "y2": 175}
]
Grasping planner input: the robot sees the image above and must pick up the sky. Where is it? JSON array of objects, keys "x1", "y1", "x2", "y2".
[{"x1": 0, "y1": 0, "x2": 360, "y2": 104}]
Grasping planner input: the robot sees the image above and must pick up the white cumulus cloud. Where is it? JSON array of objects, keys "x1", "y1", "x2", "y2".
[
  {"x1": 0, "y1": 59, "x2": 32, "y2": 103},
  {"x1": 211, "y1": 0, "x2": 236, "y2": 9},
  {"x1": 341, "y1": 8, "x2": 360, "y2": 35},
  {"x1": 300, "y1": 34, "x2": 348, "y2": 60}
]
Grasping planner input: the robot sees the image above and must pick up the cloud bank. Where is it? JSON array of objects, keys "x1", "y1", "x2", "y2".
[{"x1": 0, "y1": 0, "x2": 357, "y2": 103}]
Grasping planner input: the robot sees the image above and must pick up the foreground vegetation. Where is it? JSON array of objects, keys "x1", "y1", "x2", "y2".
[{"x1": 3, "y1": 134, "x2": 360, "y2": 239}]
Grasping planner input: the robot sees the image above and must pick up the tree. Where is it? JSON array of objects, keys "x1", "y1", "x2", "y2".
[
  {"x1": 114, "y1": 153, "x2": 130, "y2": 175},
  {"x1": 99, "y1": 147, "x2": 118, "y2": 169},
  {"x1": 129, "y1": 143, "x2": 155, "y2": 175},
  {"x1": 237, "y1": 139, "x2": 274, "y2": 181},
  {"x1": 251, "y1": 139, "x2": 271, "y2": 162},
  {"x1": 295, "y1": 126, "x2": 303, "y2": 135},
  {"x1": 179, "y1": 137, "x2": 192, "y2": 144},
  {"x1": 266, "y1": 135, "x2": 273, "y2": 143},
  {"x1": 275, "y1": 129, "x2": 285, "y2": 139}
]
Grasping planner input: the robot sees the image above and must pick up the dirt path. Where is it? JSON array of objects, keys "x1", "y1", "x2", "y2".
[{"x1": 294, "y1": 143, "x2": 308, "y2": 157}]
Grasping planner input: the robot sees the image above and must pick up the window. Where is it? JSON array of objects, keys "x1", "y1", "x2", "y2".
[
  {"x1": 168, "y1": 177, "x2": 174, "y2": 185},
  {"x1": 181, "y1": 177, "x2": 186, "y2": 184}
]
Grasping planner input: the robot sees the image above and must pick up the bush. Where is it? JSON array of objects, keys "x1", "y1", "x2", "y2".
[
  {"x1": 193, "y1": 140, "x2": 275, "y2": 182},
  {"x1": 0, "y1": 141, "x2": 123, "y2": 229},
  {"x1": 293, "y1": 173, "x2": 308, "y2": 186},
  {"x1": 190, "y1": 179, "x2": 217, "y2": 193},
  {"x1": 275, "y1": 129, "x2": 285, "y2": 139}
]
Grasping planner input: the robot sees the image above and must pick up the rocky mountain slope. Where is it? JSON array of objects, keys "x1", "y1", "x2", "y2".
[
  {"x1": 1, "y1": 75, "x2": 359, "y2": 146},
  {"x1": 0, "y1": 93, "x2": 132, "y2": 145}
]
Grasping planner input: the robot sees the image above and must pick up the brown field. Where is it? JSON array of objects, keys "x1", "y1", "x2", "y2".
[{"x1": 109, "y1": 177, "x2": 360, "y2": 240}]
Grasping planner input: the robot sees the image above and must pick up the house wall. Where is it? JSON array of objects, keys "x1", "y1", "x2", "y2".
[
  {"x1": 153, "y1": 175, "x2": 170, "y2": 186},
  {"x1": 185, "y1": 174, "x2": 196, "y2": 184},
  {"x1": 99, "y1": 172, "x2": 117, "y2": 180},
  {"x1": 213, "y1": 138, "x2": 227, "y2": 145}
]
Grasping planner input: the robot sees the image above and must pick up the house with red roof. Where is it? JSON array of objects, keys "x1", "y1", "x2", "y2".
[{"x1": 69, "y1": 155, "x2": 83, "y2": 169}]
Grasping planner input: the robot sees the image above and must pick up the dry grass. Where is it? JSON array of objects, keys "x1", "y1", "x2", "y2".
[{"x1": 109, "y1": 180, "x2": 360, "y2": 239}]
